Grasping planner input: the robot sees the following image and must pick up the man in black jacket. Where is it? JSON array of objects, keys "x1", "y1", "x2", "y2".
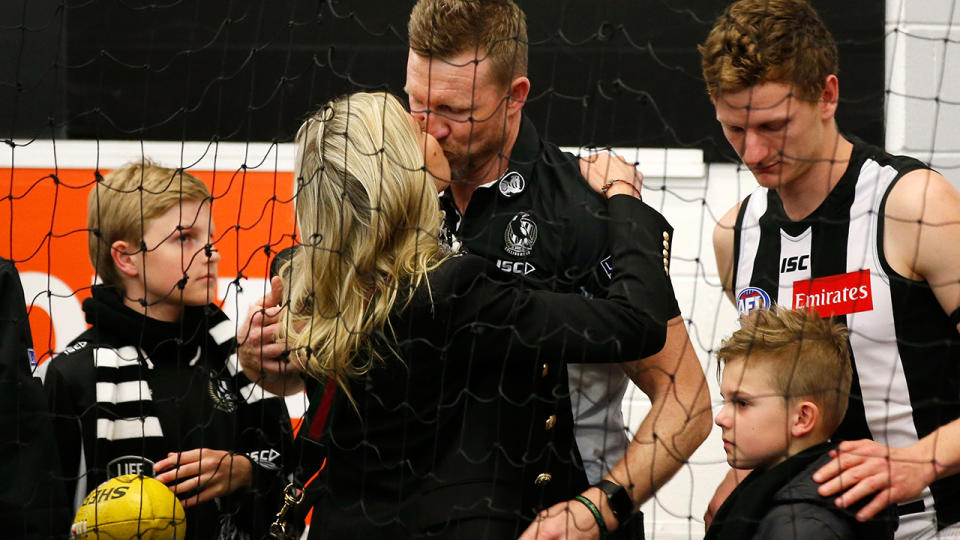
[{"x1": 403, "y1": 2, "x2": 710, "y2": 538}]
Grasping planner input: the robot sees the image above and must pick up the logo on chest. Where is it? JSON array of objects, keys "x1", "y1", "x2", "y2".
[
  {"x1": 780, "y1": 254, "x2": 809, "y2": 274},
  {"x1": 107, "y1": 455, "x2": 155, "y2": 478},
  {"x1": 792, "y1": 269, "x2": 873, "y2": 317},
  {"x1": 736, "y1": 287, "x2": 772, "y2": 315},
  {"x1": 498, "y1": 171, "x2": 526, "y2": 198},
  {"x1": 209, "y1": 375, "x2": 239, "y2": 413},
  {"x1": 504, "y1": 212, "x2": 538, "y2": 257}
]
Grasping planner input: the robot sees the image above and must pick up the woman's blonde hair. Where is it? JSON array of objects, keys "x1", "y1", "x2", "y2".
[{"x1": 283, "y1": 92, "x2": 447, "y2": 396}]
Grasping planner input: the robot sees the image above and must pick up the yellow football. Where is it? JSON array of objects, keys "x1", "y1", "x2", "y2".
[{"x1": 71, "y1": 474, "x2": 186, "y2": 539}]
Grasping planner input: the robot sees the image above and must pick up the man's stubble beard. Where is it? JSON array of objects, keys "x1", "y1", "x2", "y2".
[{"x1": 446, "y1": 131, "x2": 508, "y2": 185}]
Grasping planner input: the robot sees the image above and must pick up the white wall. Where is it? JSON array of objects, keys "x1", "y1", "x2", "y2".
[
  {"x1": 886, "y1": 0, "x2": 960, "y2": 191},
  {"x1": 619, "y1": 160, "x2": 755, "y2": 540}
]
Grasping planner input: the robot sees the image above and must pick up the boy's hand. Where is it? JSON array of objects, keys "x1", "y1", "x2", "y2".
[
  {"x1": 237, "y1": 276, "x2": 304, "y2": 395},
  {"x1": 154, "y1": 449, "x2": 252, "y2": 508}
]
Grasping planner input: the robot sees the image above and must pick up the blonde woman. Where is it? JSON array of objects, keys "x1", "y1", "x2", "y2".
[{"x1": 240, "y1": 92, "x2": 678, "y2": 539}]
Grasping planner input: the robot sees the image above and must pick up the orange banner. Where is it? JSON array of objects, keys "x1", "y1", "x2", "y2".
[{"x1": 2, "y1": 166, "x2": 296, "y2": 364}]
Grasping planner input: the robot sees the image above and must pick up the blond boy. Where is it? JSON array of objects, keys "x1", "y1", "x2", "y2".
[
  {"x1": 708, "y1": 307, "x2": 895, "y2": 539},
  {"x1": 42, "y1": 160, "x2": 291, "y2": 539}
]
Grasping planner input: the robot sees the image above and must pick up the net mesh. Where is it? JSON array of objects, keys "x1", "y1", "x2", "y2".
[{"x1": 2, "y1": 1, "x2": 958, "y2": 538}]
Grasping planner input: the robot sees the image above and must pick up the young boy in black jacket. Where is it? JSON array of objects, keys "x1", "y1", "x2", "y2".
[
  {"x1": 707, "y1": 307, "x2": 897, "y2": 539},
  {"x1": 41, "y1": 160, "x2": 292, "y2": 539}
]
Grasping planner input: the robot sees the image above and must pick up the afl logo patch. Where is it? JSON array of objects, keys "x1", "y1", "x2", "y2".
[
  {"x1": 498, "y1": 171, "x2": 526, "y2": 197},
  {"x1": 736, "y1": 286, "x2": 771, "y2": 316},
  {"x1": 504, "y1": 212, "x2": 538, "y2": 257}
]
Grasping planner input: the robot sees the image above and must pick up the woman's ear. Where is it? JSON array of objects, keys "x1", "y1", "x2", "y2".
[
  {"x1": 791, "y1": 400, "x2": 820, "y2": 438},
  {"x1": 111, "y1": 240, "x2": 140, "y2": 278}
]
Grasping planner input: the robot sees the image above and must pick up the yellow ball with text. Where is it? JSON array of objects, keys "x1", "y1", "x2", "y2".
[{"x1": 71, "y1": 474, "x2": 186, "y2": 539}]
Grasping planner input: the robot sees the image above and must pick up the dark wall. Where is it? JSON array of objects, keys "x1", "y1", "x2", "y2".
[
  {"x1": 1, "y1": 0, "x2": 883, "y2": 162},
  {"x1": 0, "y1": 0, "x2": 66, "y2": 141}
]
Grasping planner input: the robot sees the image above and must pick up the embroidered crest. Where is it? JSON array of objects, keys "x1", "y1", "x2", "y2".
[
  {"x1": 498, "y1": 171, "x2": 526, "y2": 197},
  {"x1": 504, "y1": 212, "x2": 538, "y2": 257},
  {"x1": 439, "y1": 209, "x2": 462, "y2": 253},
  {"x1": 209, "y1": 375, "x2": 239, "y2": 413}
]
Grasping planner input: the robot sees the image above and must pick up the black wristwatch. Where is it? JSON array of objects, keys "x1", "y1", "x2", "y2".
[{"x1": 594, "y1": 480, "x2": 634, "y2": 524}]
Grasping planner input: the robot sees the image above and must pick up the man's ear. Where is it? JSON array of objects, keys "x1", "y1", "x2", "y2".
[
  {"x1": 791, "y1": 400, "x2": 820, "y2": 438},
  {"x1": 507, "y1": 76, "x2": 530, "y2": 115},
  {"x1": 111, "y1": 240, "x2": 140, "y2": 278},
  {"x1": 819, "y1": 74, "x2": 839, "y2": 121}
]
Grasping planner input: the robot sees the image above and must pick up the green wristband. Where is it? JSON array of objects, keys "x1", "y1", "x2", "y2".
[{"x1": 574, "y1": 495, "x2": 609, "y2": 538}]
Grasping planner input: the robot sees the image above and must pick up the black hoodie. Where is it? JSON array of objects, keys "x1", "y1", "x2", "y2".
[{"x1": 42, "y1": 285, "x2": 293, "y2": 539}]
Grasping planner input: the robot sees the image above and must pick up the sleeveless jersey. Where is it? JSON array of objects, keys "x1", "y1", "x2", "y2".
[{"x1": 732, "y1": 138, "x2": 960, "y2": 529}]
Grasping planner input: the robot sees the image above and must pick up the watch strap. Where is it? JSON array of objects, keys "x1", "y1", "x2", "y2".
[{"x1": 594, "y1": 479, "x2": 634, "y2": 524}]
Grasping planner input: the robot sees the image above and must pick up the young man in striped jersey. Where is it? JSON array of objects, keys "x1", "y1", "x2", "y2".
[
  {"x1": 702, "y1": 0, "x2": 960, "y2": 537},
  {"x1": 40, "y1": 160, "x2": 292, "y2": 539}
]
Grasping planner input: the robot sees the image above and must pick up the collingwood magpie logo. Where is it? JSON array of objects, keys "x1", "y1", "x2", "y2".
[
  {"x1": 209, "y1": 375, "x2": 239, "y2": 413},
  {"x1": 439, "y1": 209, "x2": 462, "y2": 253},
  {"x1": 504, "y1": 212, "x2": 538, "y2": 257},
  {"x1": 498, "y1": 171, "x2": 526, "y2": 197}
]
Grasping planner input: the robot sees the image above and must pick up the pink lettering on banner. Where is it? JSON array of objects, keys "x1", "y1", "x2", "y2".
[{"x1": 792, "y1": 269, "x2": 873, "y2": 317}]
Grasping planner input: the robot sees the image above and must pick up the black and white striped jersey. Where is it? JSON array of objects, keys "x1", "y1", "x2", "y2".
[{"x1": 731, "y1": 137, "x2": 960, "y2": 528}]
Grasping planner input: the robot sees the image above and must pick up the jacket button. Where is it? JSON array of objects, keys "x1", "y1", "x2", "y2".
[
  {"x1": 662, "y1": 231, "x2": 670, "y2": 241},
  {"x1": 663, "y1": 239, "x2": 670, "y2": 250},
  {"x1": 534, "y1": 473, "x2": 552, "y2": 486},
  {"x1": 541, "y1": 363, "x2": 549, "y2": 377},
  {"x1": 545, "y1": 415, "x2": 556, "y2": 430},
  {"x1": 662, "y1": 249, "x2": 670, "y2": 259}
]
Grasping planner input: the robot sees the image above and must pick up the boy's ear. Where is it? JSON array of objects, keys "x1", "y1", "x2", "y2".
[
  {"x1": 110, "y1": 240, "x2": 140, "y2": 278},
  {"x1": 790, "y1": 400, "x2": 819, "y2": 438}
]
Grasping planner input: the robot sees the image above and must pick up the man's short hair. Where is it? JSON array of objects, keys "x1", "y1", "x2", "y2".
[
  {"x1": 699, "y1": 0, "x2": 839, "y2": 102},
  {"x1": 408, "y1": 0, "x2": 528, "y2": 87},
  {"x1": 87, "y1": 159, "x2": 211, "y2": 289},
  {"x1": 717, "y1": 306, "x2": 852, "y2": 435}
]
